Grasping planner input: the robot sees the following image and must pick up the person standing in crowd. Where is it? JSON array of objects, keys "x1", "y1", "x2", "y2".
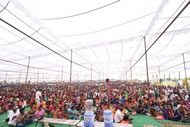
[{"x1": 35, "y1": 90, "x2": 42, "y2": 105}]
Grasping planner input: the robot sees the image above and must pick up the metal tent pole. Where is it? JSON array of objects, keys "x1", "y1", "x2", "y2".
[
  {"x1": 183, "y1": 53, "x2": 188, "y2": 90},
  {"x1": 5, "y1": 73, "x2": 8, "y2": 82},
  {"x1": 164, "y1": 74, "x2": 165, "y2": 80},
  {"x1": 169, "y1": 73, "x2": 170, "y2": 80},
  {"x1": 144, "y1": 36, "x2": 150, "y2": 93},
  {"x1": 61, "y1": 66, "x2": 63, "y2": 83},
  {"x1": 70, "y1": 50, "x2": 73, "y2": 87},
  {"x1": 158, "y1": 66, "x2": 161, "y2": 84},
  {"x1": 99, "y1": 70, "x2": 100, "y2": 83},
  {"x1": 103, "y1": 72, "x2": 104, "y2": 81},
  {"x1": 126, "y1": 68, "x2": 128, "y2": 82},
  {"x1": 77, "y1": 71, "x2": 78, "y2": 82},
  {"x1": 130, "y1": 61, "x2": 132, "y2": 82},
  {"x1": 19, "y1": 70, "x2": 22, "y2": 85},
  {"x1": 25, "y1": 56, "x2": 30, "y2": 85},
  {"x1": 37, "y1": 69, "x2": 39, "y2": 84},
  {"x1": 91, "y1": 64, "x2": 92, "y2": 85}
]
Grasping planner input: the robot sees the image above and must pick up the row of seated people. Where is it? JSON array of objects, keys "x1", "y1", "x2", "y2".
[
  {"x1": 6, "y1": 105, "x2": 44, "y2": 127},
  {"x1": 0, "y1": 83, "x2": 190, "y2": 126}
]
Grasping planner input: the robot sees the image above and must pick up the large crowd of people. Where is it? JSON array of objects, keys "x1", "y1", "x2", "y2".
[{"x1": 0, "y1": 82, "x2": 190, "y2": 127}]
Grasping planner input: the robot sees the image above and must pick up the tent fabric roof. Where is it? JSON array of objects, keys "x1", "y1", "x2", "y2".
[{"x1": 0, "y1": 0, "x2": 190, "y2": 82}]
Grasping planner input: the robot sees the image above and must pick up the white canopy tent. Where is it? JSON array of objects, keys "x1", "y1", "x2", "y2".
[{"x1": 0, "y1": 0, "x2": 190, "y2": 83}]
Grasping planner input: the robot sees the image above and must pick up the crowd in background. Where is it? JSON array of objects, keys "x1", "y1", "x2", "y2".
[{"x1": 0, "y1": 83, "x2": 190, "y2": 126}]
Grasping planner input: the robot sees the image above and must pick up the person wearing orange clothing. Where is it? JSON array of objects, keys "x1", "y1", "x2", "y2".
[{"x1": 42, "y1": 101, "x2": 47, "y2": 108}]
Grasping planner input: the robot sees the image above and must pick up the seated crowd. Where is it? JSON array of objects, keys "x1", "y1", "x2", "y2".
[{"x1": 0, "y1": 82, "x2": 190, "y2": 127}]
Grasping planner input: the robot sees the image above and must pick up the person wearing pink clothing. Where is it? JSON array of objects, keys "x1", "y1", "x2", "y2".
[{"x1": 35, "y1": 105, "x2": 45, "y2": 119}]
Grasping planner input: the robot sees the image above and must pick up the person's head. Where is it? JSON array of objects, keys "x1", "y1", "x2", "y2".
[
  {"x1": 13, "y1": 107, "x2": 17, "y2": 113},
  {"x1": 39, "y1": 105, "x2": 43, "y2": 110},
  {"x1": 119, "y1": 106, "x2": 124, "y2": 111},
  {"x1": 71, "y1": 106, "x2": 74, "y2": 110},
  {"x1": 123, "y1": 114, "x2": 129, "y2": 121},
  {"x1": 167, "y1": 104, "x2": 172, "y2": 109},
  {"x1": 20, "y1": 108, "x2": 25, "y2": 114}
]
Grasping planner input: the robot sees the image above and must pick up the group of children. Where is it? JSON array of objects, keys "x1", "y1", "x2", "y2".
[{"x1": 0, "y1": 82, "x2": 190, "y2": 127}]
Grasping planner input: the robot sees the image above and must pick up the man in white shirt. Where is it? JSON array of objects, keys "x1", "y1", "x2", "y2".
[
  {"x1": 169, "y1": 88, "x2": 173, "y2": 93},
  {"x1": 179, "y1": 88, "x2": 184, "y2": 94},
  {"x1": 7, "y1": 107, "x2": 20, "y2": 126},
  {"x1": 23, "y1": 100, "x2": 27, "y2": 108},
  {"x1": 170, "y1": 94, "x2": 175, "y2": 100},
  {"x1": 185, "y1": 94, "x2": 189, "y2": 101},
  {"x1": 165, "y1": 89, "x2": 169, "y2": 96},
  {"x1": 35, "y1": 91, "x2": 42, "y2": 105},
  {"x1": 115, "y1": 107, "x2": 124, "y2": 123}
]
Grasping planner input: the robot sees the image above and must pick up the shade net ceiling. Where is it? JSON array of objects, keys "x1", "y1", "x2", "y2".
[{"x1": 0, "y1": 0, "x2": 190, "y2": 83}]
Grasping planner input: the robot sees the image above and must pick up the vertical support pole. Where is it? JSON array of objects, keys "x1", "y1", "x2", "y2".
[
  {"x1": 77, "y1": 71, "x2": 78, "y2": 81},
  {"x1": 179, "y1": 71, "x2": 180, "y2": 80},
  {"x1": 91, "y1": 64, "x2": 92, "y2": 85},
  {"x1": 85, "y1": 73, "x2": 87, "y2": 81},
  {"x1": 130, "y1": 61, "x2": 132, "y2": 82},
  {"x1": 183, "y1": 53, "x2": 188, "y2": 90},
  {"x1": 43, "y1": 73, "x2": 44, "y2": 82},
  {"x1": 61, "y1": 66, "x2": 63, "y2": 83},
  {"x1": 99, "y1": 70, "x2": 100, "y2": 83},
  {"x1": 5, "y1": 73, "x2": 8, "y2": 82},
  {"x1": 29, "y1": 76, "x2": 31, "y2": 84},
  {"x1": 25, "y1": 56, "x2": 30, "y2": 85},
  {"x1": 152, "y1": 75, "x2": 154, "y2": 82},
  {"x1": 144, "y1": 36, "x2": 150, "y2": 94},
  {"x1": 158, "y1": 66, "x2": 161, "y2": 84},
  {"x1": 37, "y1": 69, "x2": 39, "y2": 84},
  {"x1": 169, "y1": 73, "x2": 170, "y2": 80},
  {"x1": 58, "y1": 72, "x2": 59, "y2": 82},
  {"x1": 126, "y1": 68, "x2": 128, "y2": 82},
  {"x1": 103, "y1": 72, "x2": 104, "y2": 81},
  {"x1": 164, "y1": 74, "x2": 165, "y2": 80},
  {"x1": 19, "y1": 70, "x2": 22, "y2": 85},
  {"x1": 70, "y1": 50, "x2": 73, "y2": 87}
]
